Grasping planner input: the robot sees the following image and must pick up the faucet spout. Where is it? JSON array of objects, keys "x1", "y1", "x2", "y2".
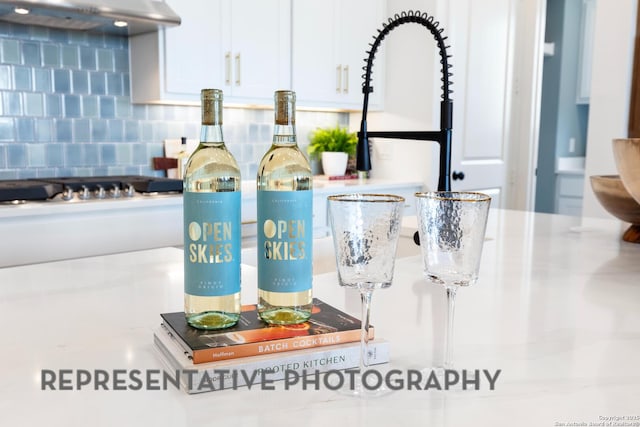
[{"x1": 357, "y1": 10, "x2": 453, "y2": 191}]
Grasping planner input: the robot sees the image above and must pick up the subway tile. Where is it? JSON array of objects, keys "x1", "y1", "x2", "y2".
[
  {"x1": 68, "y1": 31, "x2": 87, "y2": 46},
  {"x1": 0, "y1": 145, "x2": 6, "y2": 168},
  {"x1": 53, "y1": 69, "x2": 71, "y2": 93},
  {"x1": 33, "y1": 68, "x2": 51, "y2": 92},
  {"x1": 36, "y1": 168, "x2": 57, "y2": 177},
  {"x1": 124, "y1": 120, "x2": 139, "y2": 142},
  {"x1": 132, "y1": 143, "x2": 146, "y2": 164},
  {"x1": 0, "y1": 22, "x2": 10, "y2": 37},
  {"x1": 0, "y1": 118, "x2": 13, "y2": 141},
  {"x1": 91, "y1": 119, "x2": 107, "y2": 142},
  {"x1": 0, "y1": 66, "x2": 10, "y2": 89},
  {"x1": 35, "y1": 118, "x2": 52, "y2": 142},
  {"x1": 116, "y1": 143, "x2": 132, "y2": 164},
  {"x1": 141, "y1": 122, "x2": 153, "y2": 141},
  {"x1": 80, "y1": 47, "x2": 96, "y2": 70},
  {"x1": 45, "y1": 144, "x2": 64, "y2": 167},
  {"x1": 114, "y1": 50, "x2": 128, "y2": 72},
  {"x1": 132, "y1": 105, "x2": 147, "y2": 120},
  {"x1": 115, "y1": 97, "x2": 130, "y2": 118},
  {"x1": 89, "y1": 72, "x2": 106, "y2": 95},
  {"x1": 146, "y1": 142, "x2": 164, "y2": 158},
  {"x1": 82, "y1": 96, "x2": 98, "y2": 118},
  {"x1": 24, "y1": 93, "x2": 43, "y2": 117},
  {"x1": 14, "y1": 66, "x2": 32, "y2": 90},
  {"x1": 61, "y1": 45, "x2": 79, "y2": 68},
  {"x1": 100, "y1": 143, "x2": 116, "y2": 165},
  {"x1": 48, "y1": 29, "x2": 68, "y2": 44},
  {"x1": 22, "y1": 42, "x2": 40, "y2": 66},
  {"x1": 104, "y1": 35, "x2": 126, "y2": 50},
  {"x1": 74, "y1": 119, "x2": 91, "y2": 142},
  {"x1": 16, "y1": 118, "x2": 34, "y2": 141},
  {"x1": 99, "y1": 96, "x2": 115, "y2": 118},
  {"x1": 97, "y1": 49, "x2": 114, "y2": 71},
  {"x1": 108, "y1": 120, "x2": 124, "y2": 142},
  {"x1": 92, "y1": 167, "x2": 109, "y2": 176},
  {"x1": 41, "y1": 44, "x2": 60, "y2": 67},
  {"x1": 3, "y1": 92, "x2": 22, "y2": 115},
  {"x1": 106, "y1": 73, "x2": 122, "y2": 96},
  {"x1": 64, "y1": 94, "x2": 81, "y2": 117},
  {"x1": 7, "y1": 143, "x2": 27, "y2": 168},
  {"x1": 65, "y1": 143, "x2": 84, "y2": 166},
  {"x1": 1, "y1": 39, "x2": 20, "y2": 64},
  {"x1": 12, "y1": 24, "x2": 29, "y2": 38},
  {"x1": 29, "y1": 26, "x2": 49, "y2": 42},
  {"x1": 87, "y1": 33, "x2": 105, "y2": 48},
  {"x1": 84, "y1": 143, "x2": 99, "y2": 165},
  {"x1": 122, "y1": 73, "x2": 130, "y2": 96},
  {"x1": 16, "y1": 169, "x2": 37, "y2": 179},
  {"x1": 55, "y1": 119, "x2": 72, "y2": 142},
  {"x1": 0, "y1": 171, "x2": 17, "y2": 179},
  {"x1": 106, "y1": 166, "x2": 126, "y2": 175},
  {"x1": 27, "y1": 143, "x2": 46, "y2": 167},
  {"x1": 72, "y1": 70, "x2": 89, "y2": 94},
  {"x1": 45, "y1": 94, "x2": 61, "y2": 116}
]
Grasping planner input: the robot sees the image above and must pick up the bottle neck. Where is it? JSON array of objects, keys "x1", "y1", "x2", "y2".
[
  {"x1": 273, "y1": 123, "x2": 297, "y2": 146},
  {"x1": 201, "y1": 124, "x2": 224, "y2": 144}
]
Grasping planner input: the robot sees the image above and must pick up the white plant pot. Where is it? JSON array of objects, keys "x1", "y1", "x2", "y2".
[{"x1": 321, "y1": 152, "x2": 349, "y2": 177}]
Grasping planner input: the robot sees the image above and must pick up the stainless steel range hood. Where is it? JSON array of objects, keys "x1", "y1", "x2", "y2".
[{"x1": 0, "y1": 0, "x2": 180, "y2": 36}]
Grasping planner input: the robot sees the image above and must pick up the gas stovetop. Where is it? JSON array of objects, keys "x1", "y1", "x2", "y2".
[{"x1": 0, "y1": 176, "x2": 183, "y2": 203}]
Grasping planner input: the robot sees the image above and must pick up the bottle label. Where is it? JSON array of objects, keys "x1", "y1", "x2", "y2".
[
  {"x1": 183, "y1": 192, "x2": 241, "y2": 297},
  {"x1": 257, "y1": 190, "x2": 313, "y2": 293}
]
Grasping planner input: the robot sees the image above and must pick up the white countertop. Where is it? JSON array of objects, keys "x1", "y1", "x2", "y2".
[{"x1": 1, "y1": 209, "x2": 639, "y2": 426}]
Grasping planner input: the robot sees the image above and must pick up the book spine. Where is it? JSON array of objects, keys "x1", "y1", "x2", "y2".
[
  {"x1": 153, "y1": 332, "x2": 390, "y2": 394},
  {"x1": 190, "y1": 327, "x2": 374, "y2": 364}
]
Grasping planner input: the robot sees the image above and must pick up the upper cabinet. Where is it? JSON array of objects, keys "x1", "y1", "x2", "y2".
[
  {"x1": 130, "y1": 0, "x2": 291, "y2": 105},
  {"x1": 130, "y1": 0, "x2": 385, "y2": 110},
  {"x1": 292, "y1": 0, "x2": 386, "y2": 110}
]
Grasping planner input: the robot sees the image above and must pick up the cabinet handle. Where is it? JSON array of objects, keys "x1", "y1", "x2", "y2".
[
  {"x1": 343, "y1": 65, "x2": 349, "y2": 93},
  {"x1": 336, "y1": 65, "x2": 342, "y2": 93},
  {"x1": 235, "y1": 53, "x2": 241, "y2": 86},
  {"x1": 224, "y1": 52, "x2": 231, "y2": 85}
]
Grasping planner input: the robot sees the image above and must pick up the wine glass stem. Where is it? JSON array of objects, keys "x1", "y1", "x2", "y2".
[
  {"x1": 444, "y1": 286, "x2": 457, "y2": 368},
  {"x1": 360, "y1": 289, "x2": 373, "y2": 372}
]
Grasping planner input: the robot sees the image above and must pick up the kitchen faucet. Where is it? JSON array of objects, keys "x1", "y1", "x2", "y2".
[{"x1": 357, "y1": 10, "x2": 453, "y2": 192}]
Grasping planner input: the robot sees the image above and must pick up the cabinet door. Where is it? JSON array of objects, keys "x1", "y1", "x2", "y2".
[
  {"x1": 293, "y1": 0, "x2": 385, "y2": 109},
  {"x1": 164, "y1": 0, "x2": 225, "y2": 96},
  {"x1": 228, "y1": 0, "x2": 291, "y2": 101},
  {"x1": 338, "y1": 0, "x2": 385, "y2": 107},
  {"x1": 292, "y1": 1, "x2": 339, "y2": 104}
]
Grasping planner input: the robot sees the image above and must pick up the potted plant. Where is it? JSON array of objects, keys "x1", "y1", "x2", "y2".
[{"x1": 307, "y1": 126, "x2": 358, "y2": 176}]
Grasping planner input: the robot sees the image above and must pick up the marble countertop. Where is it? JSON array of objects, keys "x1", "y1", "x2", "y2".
[{"x1": 1, "y1": 209, "x2": 639, "y2": 426}]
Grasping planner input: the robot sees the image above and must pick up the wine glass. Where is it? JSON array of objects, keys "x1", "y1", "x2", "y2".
[
  {"x1": 328, "y1": 193, "x2": 405, "y2": 397},
  {"x1": 415, "y1": 191, "x2": 491, "y2": 369}
]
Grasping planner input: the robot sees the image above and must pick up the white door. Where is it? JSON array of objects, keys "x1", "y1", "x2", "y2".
[{"x1": 443, "y1": 0, "x2": 516, "y2": 208}]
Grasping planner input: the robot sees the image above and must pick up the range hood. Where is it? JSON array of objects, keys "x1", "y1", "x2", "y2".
[{"x1": 0, "y1": 0, "x2": 180, "y2": 36}]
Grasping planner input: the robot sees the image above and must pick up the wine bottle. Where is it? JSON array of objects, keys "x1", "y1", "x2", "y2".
[
  {"x1": 257, "y1": 90, "x2": 313, "y2": 325},
  {"x1": 183, "y1": 89, "x2": 241, "y2": 330}
]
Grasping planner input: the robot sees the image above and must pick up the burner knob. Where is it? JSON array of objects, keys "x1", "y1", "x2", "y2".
[
  {"x1": 78, "y1": 185, "x2": 90, "y2": 200},
  {"x1": 61, "y1": 186, "x2": 74, "y2": 201},
  {"x1": 95, "y1": 185, "x2": 106, "y2": 199},
  {"x1": 110, "y1": 184, "x2": 121, "y2": 198},
  {"x1": 123, "y1": 183, "x2": 135, "y2": 197}
]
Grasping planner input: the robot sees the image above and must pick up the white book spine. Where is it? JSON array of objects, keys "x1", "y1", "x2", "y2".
[{"x1": 153, "y1": 328, "x2": 390, "y2": 394}]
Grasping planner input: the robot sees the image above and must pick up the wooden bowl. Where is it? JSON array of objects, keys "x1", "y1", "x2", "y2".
[
  {"x1": 613, "y1": 138, "x2": 640, "y2": 205},
  {"x1": 590, "y1": 174, "x2": 640, "y2": 243}
]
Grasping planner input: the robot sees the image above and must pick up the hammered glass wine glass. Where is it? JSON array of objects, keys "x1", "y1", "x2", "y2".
[
  {"x1": 415, "y1": 191, "x2": 491, "y2": 369},
  {"x1": 328, "y1": 193, "x2": 405, "y2": 396}
]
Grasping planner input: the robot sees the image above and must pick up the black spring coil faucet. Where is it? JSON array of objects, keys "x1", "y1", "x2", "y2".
[{"x1": 357, "y1": 10, "x2": 453, "y2": 192}]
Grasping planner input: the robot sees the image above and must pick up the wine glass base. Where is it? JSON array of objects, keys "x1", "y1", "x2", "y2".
[{"x1": 335, "y1": 371, "x2": 394, "y2": 398}]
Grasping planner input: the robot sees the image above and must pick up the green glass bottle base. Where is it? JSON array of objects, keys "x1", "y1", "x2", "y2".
[
  {"x1": 259, "y1": 308, "x2": 311, "y2": 325},
  {"x1": 186, "y1": 311, "x2": 240, "y2": 330}
]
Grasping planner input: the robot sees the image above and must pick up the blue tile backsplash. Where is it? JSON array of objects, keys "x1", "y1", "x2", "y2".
[{"x1": 0, "y1": 22, "x2": 346, "y2": 179}]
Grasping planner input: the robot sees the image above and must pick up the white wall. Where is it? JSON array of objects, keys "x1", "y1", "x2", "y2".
[
  {"x1": 582, "y1": 0, "x2": 638, "y2": 218},
  {"x1": 349, "y1": 0, "x2": 440, "y2": 189}
]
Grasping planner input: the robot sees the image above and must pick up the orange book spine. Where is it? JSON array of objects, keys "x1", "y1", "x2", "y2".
[{"x1": 191, "y1": 328, "x2": 374, "y2": 364}]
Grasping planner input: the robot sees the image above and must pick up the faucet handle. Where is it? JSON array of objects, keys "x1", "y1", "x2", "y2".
[{"x1": 452, "y1": 171, "x2": 465, "y2": 181}]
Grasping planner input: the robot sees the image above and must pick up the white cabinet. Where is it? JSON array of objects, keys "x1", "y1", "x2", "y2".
[
  {"x1": 292, "y1": 0, "x2": 386, "y2": 110},
  {"x1": 130, "y1": 0, "x2": 291, "y2": 105},
  {"x1": 556, "y1": 173, "x2": 585, "y2": 216}
]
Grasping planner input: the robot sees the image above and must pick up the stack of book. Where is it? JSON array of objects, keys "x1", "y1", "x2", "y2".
[{"x1": 153, "y1": 298, "x2": 389, "y2": 393}]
